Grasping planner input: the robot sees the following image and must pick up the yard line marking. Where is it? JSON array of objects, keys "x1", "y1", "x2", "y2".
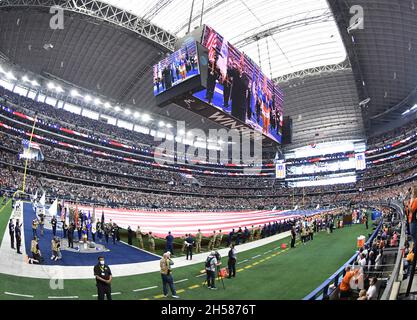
[
  {"x1": 176, "y1": 289, "x2": 185, "y2": 294},
  {"x1": 154, "y1": 294, "x2": 165, "y2": 299},
  {"x1": 4, "y1": 292, "x2": 34, "y2": 298},
  {"x1": 196, "y1": 274, "x2": 206, "y2": 278},
  {"x1": 252, "y1": 255, "x2": 261, "y2": 259},
  {"x1": 133, "y1": 286, "x2": 158, "y2": 292},
  {"x1": 174, "y1": 279, "x2": 189, "y2": 284},
  {"x1": 237, "y1": 268, "x2": 244, "y2": 272},
  {"x1": 92, "y1": 292, "x2": 121, "y2": 297},
  {"x1": 253, "y1": 262, "x2": 259, "y2": 266},
  {"x1": 188, "y1": 285, "x2": 200, "y2": 290},
  {"x1": 48, "y1": 296, "x2": 78, "y2": 299},
  {"x1": 244, "y1": 265, "x2": 253, "y2": 269},
  {"x1": 237, "y1": 259, "x2": 249, "y2": 265}
]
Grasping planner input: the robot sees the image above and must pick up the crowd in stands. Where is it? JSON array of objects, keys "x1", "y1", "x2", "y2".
[{"x1": 367, "y1": 117, "x2": 417, "y2": 149}]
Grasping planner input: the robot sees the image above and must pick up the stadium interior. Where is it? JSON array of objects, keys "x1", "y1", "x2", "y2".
[{"x1": 0, "y1": 0, "x2": 416, "y2": 304}]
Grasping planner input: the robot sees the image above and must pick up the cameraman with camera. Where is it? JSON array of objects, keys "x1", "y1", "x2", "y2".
[{"x1": 205, "y1": 251, "x2": 222, "y2": 290}]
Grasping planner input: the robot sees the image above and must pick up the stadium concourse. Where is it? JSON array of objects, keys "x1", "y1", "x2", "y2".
[{"x1": 0, "y1": 0, "x2": 416, "y2": 306}]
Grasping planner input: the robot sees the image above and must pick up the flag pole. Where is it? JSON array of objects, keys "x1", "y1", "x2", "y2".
[{"x1": 22, "y1": 116, "x2": 38, "y2": 193}]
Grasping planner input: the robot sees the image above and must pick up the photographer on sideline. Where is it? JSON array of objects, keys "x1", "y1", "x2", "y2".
[
  {"x1": 205, "y1": 251, "x2": 221, "y2": 290},
  {"x1": 160, "y1": 252, "x2": 180, "y2": 299}
]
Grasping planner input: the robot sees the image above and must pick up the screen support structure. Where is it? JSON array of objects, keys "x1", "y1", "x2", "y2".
[{"x1": 187, "y1": 0, "x2": 196, "y2": 34}]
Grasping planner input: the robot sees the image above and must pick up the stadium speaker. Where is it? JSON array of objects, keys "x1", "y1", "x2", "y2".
[{"x1": 282, "y1": 116, "x2": 293, "y2": 145}]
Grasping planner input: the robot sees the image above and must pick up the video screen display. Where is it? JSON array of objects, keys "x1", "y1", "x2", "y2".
[
  {"x1": 153, "y1": 41, "x2": 200, "y2": 96},
  {"x1": 193, "y1": 26, "x2": 284, "y2": 144}
]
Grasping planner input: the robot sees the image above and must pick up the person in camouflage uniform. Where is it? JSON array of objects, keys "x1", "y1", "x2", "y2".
[
  {"x1": 249, "y1": 225, "x2": 255, "y2": 242},
  {"x1": 208, "y1": 231, "x2": 217, "y2": 251},
  {"x1": 148, "y1": 232, "x2": 155, "y2": 253},
  {"x1": 215, "y1": 230, "x2": 223, "y2": 248},
  {"x1": 136, "y1": 226, "x2": 144, "y2": 249},
  {"x1": 196, "y1": 229, "x2": 202, "y2": 253}
]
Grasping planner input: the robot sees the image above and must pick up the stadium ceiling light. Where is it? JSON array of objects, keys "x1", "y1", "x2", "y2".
[
  {"x1": 133, "y1": 112, "x2": 140, "y2": 119},
  {"x1": 158, "y1": 121, "x2": 165, "y2": 127},
  {"x1": 22, "y1": 75, "x2": 30, "y2": 82},
  {"x1": 114, "y1": 106, "x2": 121, "y2": 112},
  {"x1": 31, "y1": 80, "x2": 40, "y2": 86},
  {"x1": 142, "y1": 114, "x2": 151, "y2": 122},
  {"x1": 55, "y1": 86, "x2": 64, "y2": 93},
  {"x1": 187, "y1": 131, "x2": 194, "y2": 137},
  {"x1": 218, "y1": 139, "x2": 225, "y2": 145},
  {"x1": 402, "y1": 109, "x2": 411, "y2": 116},
  {"x1": 47, "y1": 82, "x2": 55, "y2": 89},
  {"x1": 166, "y1": 123, "x2": 173, "y2": 129},
  {"x1": 124, "y1": 109, "x2": 131, "y2": 115},
  {"x1": 178, "y1": 129, "x2": 185, "y2": 136},
  {"x1": 71, "y1": 89, "x2": 80, "y2": 97},
  {"x1": 0, "y1": 66, "x2": 4, "y2": 74},
  {"x1": 103, "y1": 102, "x2": 111, "y2": 109},
  {"x1": 6, "y1": 72, "x2": 17, "y2": 80},
  {"x1": 94, "y1": 98, "x2": 102, "y2": 105},
  {"x1": 84, "y1": 95, "x2": 92, "y2": 103}
]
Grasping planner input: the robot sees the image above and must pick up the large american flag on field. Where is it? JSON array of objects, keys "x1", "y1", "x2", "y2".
[{"x1": 206, "y1": 30, "x2": 218, "y2": 62}]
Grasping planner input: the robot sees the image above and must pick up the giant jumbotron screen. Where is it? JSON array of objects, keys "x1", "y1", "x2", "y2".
[{"x1": 193, "y1": 26, "x2": 284, "y2": 144}]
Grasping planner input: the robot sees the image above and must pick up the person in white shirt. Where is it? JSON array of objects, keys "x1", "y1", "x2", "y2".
[
  {"x1": 367, "y1": 277, "x2": 378, "y2": 300},
  {"x1": 359, "y1": 253, "x2": 367, "y2": 270}
]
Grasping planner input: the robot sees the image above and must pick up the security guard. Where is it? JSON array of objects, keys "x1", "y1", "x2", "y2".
[
  {"x1": 51, "y1": 216, "x2": 57, "y2": 237},
  {"x1": 215, "y1": 230, "x2": 223, "y2": 249},
  {"x1": 9, "y1": 219, "x2": 15, "y2": 249},
  {"x1": 196, "y1": 229, "x2": 202, "y2": 253},
  {"x1": 15, "y1": 219, "x2": 22, "y2": 254},
  {"x1": 136, "y1": 226, "x2": 144, "y2": 249},
  {"x1": 148, "y1": 232, "x2": 155, "y2": 252},
  {"x1": 94, "y1": 256, "x2": 112, "y2": 300}
]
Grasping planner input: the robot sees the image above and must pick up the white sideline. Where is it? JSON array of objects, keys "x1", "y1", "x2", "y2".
[
  {"x1": 4, "y1": 291, "x2": 34, "y2": 298},
  {"x1": 133, "y1": 286, "x2": 158, "y2": 292}
]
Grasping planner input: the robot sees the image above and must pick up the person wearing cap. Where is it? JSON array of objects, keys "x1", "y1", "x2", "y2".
[
  {"x1": 94, "y1": 256, "x2": 112, "y2": 300},
  {"x1": 160, "y1": 252, "x2": 180, "y2": 299}
]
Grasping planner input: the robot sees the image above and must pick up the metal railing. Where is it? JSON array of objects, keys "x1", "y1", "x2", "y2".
[
  {"x1": 380, "y1": 201, "x2": 406, "y2": 300},
  {"x1": 303, "y1": 217, "x2": 383, "y2": 300}
]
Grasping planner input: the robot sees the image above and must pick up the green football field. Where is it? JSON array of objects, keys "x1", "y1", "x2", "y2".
[{"x1": 0, "y1": 199, "x2": 368, "y2": 300}]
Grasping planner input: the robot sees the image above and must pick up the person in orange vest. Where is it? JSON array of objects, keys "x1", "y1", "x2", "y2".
[
  {"x1": 339, "y1": 266, "x2": 359, "y2": 300},
  {"x1": 408, "y1": 186, "x2": 417, "y2": 254}
]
